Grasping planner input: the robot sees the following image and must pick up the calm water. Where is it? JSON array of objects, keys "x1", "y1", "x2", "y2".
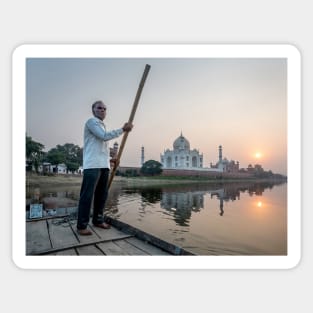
[{"x1": 27, "y1": 180, "x2": 287, "y2": 255}]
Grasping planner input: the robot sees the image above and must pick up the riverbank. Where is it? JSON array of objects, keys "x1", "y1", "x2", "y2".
[
  {"x1": 26, "y1": 173, "x2": 287, "y2": 188},
  {"x1": 26, "y1": 174, "x2": 206, "y2": 188},
  {"x1": 26, "y1": 174, "x2": 83, "y2": 187}
]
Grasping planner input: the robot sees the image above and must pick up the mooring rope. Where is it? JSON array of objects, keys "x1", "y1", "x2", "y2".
[{"x1": 51, "y1": 212, "x2": 77, "y2": 227}]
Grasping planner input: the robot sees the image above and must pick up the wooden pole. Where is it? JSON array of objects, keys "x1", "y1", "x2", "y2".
[{"x1": 108, "y1": 64, "x2": 151, "y2": 189}]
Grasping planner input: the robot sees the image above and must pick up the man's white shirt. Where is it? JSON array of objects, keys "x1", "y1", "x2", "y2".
[{"x1": 83, "y1": 117, "x2": 123, "y2": 169}]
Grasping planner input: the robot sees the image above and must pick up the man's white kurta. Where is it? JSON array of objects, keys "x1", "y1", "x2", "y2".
[{"x1": 83, "y1": 117, "x2": 123, "y2": 169}]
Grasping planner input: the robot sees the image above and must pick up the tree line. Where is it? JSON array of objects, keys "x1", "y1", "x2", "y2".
[
  {"x1": 26, "y1": 135, "x2": 83, "y2": 173},
  {"x1": 26, "y1": 135, "x2": 163, "y2": 176}
]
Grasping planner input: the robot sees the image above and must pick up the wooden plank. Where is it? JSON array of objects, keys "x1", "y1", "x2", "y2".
[
  {"x1": 26, "y1": 214, "x2": 70, "y2": 222},
  {"x1": 114, "y1": 239, "x2": 149, "y2": 255},
  {"x1": 90, "y1": 224, "x2": 133, "y2": 241},
  {"x1": 76, "y1": 245, "x2": 104, "y2": 256},
  {"x1": 96, "y1": 241, "x2": 129, "y2": 255},
  {"x1": 75, "y1": 218, "x2": 132, "y2": 244},
  {"x1": 104, "y1": 216, "x2": 194, "y2": 255},
  {"x1": 47, "y1": 219, "x2": 79, "y2": 249},
  {"x1": 53, "y1": 249, "x2": 77, "y2": 256},
  {"x1": 26, "y1": 214, "x2": 192, "y2": 256},
  {"x1": 26, "y1": 220, "x2": 51, "y2": 255},
  {"x1": 125, "y1": 237, "x2": 170, "y2": 255},
  {"x1": 32, "y1": 236, "x2": 131, "y2": 255},
  {"x1": 76, "y1": 226, "x2": 100, "y2": 244}
]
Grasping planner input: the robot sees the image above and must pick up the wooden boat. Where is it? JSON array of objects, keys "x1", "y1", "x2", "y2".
[{"x1": 26, "y1": 210, "x2": 194, "y2": 256}]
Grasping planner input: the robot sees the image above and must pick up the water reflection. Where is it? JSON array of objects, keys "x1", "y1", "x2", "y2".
[
  {"x1": 106, "y1": 181, "x2": 286, "y2": 228},
  {"x1": 161, "y1": 192, "x2": 204, "y2": 226},
  {"x1": 105, "y1": 181, "x2": 287, "y2": 255}
]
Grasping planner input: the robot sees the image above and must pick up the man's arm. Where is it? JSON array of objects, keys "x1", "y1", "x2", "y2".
[{"x1": 86, "y1": 118, "x2": 123, "y2": 141}]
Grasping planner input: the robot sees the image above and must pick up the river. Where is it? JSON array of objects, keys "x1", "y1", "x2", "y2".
[{"x1": 26, "y1": 180, "x2": 287, "y2": 255}]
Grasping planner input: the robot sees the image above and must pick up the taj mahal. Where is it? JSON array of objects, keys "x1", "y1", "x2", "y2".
[
  {"x1": 160, "y1": 133, "x2": 240, "y2": 173},
  {"x1": 160, "y1": 132, "x2": 203, "y2": 169}
]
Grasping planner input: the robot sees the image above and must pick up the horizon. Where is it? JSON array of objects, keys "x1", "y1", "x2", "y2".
[{"x1": 26, "y1": 133, "x2": 285, "y2": 176}]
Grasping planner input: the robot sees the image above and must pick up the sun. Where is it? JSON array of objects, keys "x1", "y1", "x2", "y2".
[{"x1": 254, "y1": 152, "x2": 262, "y2": 159}]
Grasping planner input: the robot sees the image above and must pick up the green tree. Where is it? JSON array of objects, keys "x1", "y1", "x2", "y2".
[
  {"x1": 140, "y1": 160, "x2": 163, "y2": 176},
  {"x1": 66, "y1": 161, "x2": 80, "y2": 173},
  {"x1": 63, "y1": 143, "x2": 82, "y2": 173},
  {"x1": 45, "y1": 143, "x2": 82, "y2": 173},
  {"x1": 26, "y1": 135, "x2": 45, "y2": 173},
  {"x1": 45, "y1": 148, "x2": 65, "y2": 172}
]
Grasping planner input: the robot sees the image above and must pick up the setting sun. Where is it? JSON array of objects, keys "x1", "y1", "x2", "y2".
[{"x1": 254, "y1": 152, "x2": 262, "y2": 159}]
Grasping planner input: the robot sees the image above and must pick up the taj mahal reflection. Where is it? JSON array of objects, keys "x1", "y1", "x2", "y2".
[
  {"x1": 159, "y1": 189, "x2": 232, "y2": 225},
  {"x1": 105, "y1": 181, "x2": 286, "y2": 228},
  {"x1": 161, "y1": 191, "x2": 205, "y2": 226},
  {"x1": 156, "y1": 181, "x2": 283, "y2": 226}
]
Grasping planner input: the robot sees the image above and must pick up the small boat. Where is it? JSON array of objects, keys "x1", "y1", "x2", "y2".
[{"x1": 26, "y1": 208, "x2": 194, "y2": 256}]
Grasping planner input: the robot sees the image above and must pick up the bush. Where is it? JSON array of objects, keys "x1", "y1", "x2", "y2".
[{"x1": 140, "y1": 160, "x2": 163, "y2": 176}]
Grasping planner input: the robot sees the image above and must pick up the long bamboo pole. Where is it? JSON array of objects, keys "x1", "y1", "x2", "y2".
[{"x1": 108, "y1": 64, "x2": 151, "y2": 189}]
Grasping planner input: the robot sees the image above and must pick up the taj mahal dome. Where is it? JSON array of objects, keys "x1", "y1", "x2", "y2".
[{"x1": 160, "y1": 132, "x2": 203, "y2": 169}]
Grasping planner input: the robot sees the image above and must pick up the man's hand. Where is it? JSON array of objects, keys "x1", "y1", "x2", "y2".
[
  {"x1": 110, "y1": 158, "x2": 120, "y2": 168},
  {"x1": 122, "y1": 122, "x2": 133, "y2": 132}
]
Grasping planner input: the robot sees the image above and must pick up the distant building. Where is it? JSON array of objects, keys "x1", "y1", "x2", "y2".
[
  {"x1": 210, "y1": 145, "x2": 240, "y2": 173},
  {"x1": 37, "y1": 162, "x2": 67, "y2": 174},
  {"x1": 159, "y1": 134, "x2": 242, "y2": 174},
  {"x1": 160, "y1": 133, "x2": 203, "y2": 169},
  {"x1": 141, "y1": 146, "x2": 145, "y2": 166},
  {"x1": 110, "y1": 142, "x2": 119, "y2": 158}
]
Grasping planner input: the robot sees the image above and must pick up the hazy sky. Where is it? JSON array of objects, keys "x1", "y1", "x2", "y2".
[{"x1": 26, "y1": 57, "x2": 287, "y2": 175}]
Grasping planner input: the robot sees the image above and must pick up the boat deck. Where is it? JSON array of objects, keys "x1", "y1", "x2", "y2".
[{"x1": 26, "y1": 215, "x2": 194, "y2": 256}]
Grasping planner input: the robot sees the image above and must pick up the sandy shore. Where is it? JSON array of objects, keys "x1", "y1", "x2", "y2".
[
  {"x1": 26, "y1": 174, "x2": 83, "y2": 187},
  {"x1": 26, "y1": 173, "x2": 280, "y2": 189},
  {"x1": 26, "y1": 174, "x2": 199, "y2": 188}
]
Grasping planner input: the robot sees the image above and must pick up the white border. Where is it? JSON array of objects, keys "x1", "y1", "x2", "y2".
[{"x1": 12, "y1": 44, "x2": 301, "y2": 269}]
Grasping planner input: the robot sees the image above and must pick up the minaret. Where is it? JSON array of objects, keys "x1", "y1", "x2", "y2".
[
  {"x1": 219, "y1": 145, "x2": 222, "y2": 163},
  {"x1": 141, "y1": 146, "x2": 145, "y2": 166},
  {"x1": 113, "y1": 142, "x2": 119, "y2": 157}
]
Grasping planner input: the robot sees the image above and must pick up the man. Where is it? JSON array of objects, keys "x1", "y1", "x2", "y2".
[{"x1": 76, "y1": 100, "x2": 133, "y2": 235}]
